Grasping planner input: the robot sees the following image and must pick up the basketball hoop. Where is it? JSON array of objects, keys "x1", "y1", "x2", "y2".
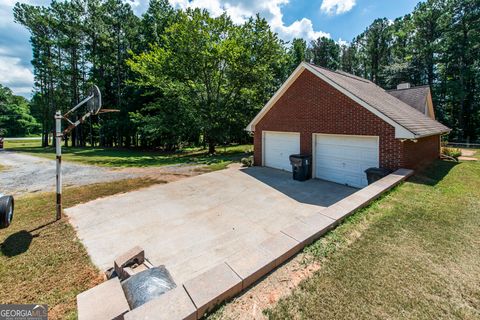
[
  {"x1": 54, "y1": 85, "x2": 117, "y2": 220},
  {"x1": 87, "y1": 85, "x2": 102, "y2": 115}
]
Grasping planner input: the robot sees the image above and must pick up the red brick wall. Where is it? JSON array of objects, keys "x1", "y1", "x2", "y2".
[
  {"x1": 401, "y1": 135, "x2": 440, "y2": 168},
  {"x1": 253, "y1": 69, "x2": 439, "y2": 171}
]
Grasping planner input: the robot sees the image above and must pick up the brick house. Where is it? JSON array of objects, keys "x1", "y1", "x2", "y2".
[{"x1": 246, "y1": 62, "x2": 450, "y2": 188}]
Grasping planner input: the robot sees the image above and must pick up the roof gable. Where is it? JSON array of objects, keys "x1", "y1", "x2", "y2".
[
  {"x1": 387, "y1": 86, "x2": 435, "y2": 119},
  {"x1": 247, "y1": 62, "x2": 450, "y2": 139}
]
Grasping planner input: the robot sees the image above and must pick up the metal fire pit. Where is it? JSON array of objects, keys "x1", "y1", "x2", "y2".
[
  {"x1": 107, "y1": 246, "x2": 176, "y2": 310},
  {"x1": 121, "y1": 266, "x2": 176, "y2": 309}
]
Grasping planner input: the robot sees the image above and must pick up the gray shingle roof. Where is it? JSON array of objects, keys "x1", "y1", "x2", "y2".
[
  {"x1": 387, "y1": 86, "x2": 430, "y2": 115},
  {"x1": 307, "y1": 63, "x2": 450, "y2": 138}
]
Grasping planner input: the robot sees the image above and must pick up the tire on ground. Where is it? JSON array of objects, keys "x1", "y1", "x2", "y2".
[{"x1": 0, "y1": 195, "x2": 14, "y2": 228}]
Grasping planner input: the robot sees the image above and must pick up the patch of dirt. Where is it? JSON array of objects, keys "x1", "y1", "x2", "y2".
[
  {"x1": 114, "y1": 164, "x2": 205, "y2": 183},
  {"x1": 460, "y1": 149, "x2": 476, "y2": 156},
  {"x1": 210, "y1": 253, "x2": 321, "y2": 320},
  {"x1": 458, "y1": 149, "x2": 478, "y2": 161},
  {"x1": 458, "y1": 156, "x2": 478, "y2": 161},
  {"x1": 116, "y1": 162, "x2": 243, "y2": 183}
]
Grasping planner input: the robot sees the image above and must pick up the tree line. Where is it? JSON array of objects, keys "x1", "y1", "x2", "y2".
[
  {"x1": 0, "y1": 84, "x2": 40, "y2": 137},
  {"x1": 11, "y1": 0, "x2": 480, "y2": 150},
  {"x1": 291, "y1": 0, "x2": 479, "y2": 142}
]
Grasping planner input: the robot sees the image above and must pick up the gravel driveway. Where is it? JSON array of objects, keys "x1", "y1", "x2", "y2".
[{"x1": 0, "y1": 150, "x2": 138, "y2": 195}]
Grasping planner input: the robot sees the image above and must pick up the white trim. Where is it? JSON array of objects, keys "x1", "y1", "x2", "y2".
[
  {"x1": 311, "y1": 133, "x2": 316, "y2": 178},
  {"x1": 412, "y1": 131, "x2": 450, "y2": 139},
  {"x1": 247, "y1": 62, "x2": 420, "y2": 139},
  {"x1": 313, "y1": 132, "x2": 380, "y2": 141},
  {"x1": 262, "y1": 131, "x2": 265, "y2": 166}
]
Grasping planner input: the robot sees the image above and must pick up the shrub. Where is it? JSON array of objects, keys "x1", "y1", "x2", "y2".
[
  {"x1": 241, "y1": 156, "x2": 254, "y2": 167},
  {"x1": 442, "y1": 147, "x2": 462, "y2": 159}
]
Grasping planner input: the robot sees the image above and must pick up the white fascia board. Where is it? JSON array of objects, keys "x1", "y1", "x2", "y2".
[
  {"x1": 302, "y1": 63, "x2": 416, "y2": 139},
  {"x1": 246, "y1": 64, "x2": 306, "y2": 132},
  {"x1": 413, "y1": 129, "x2": 451, "y2": 139}
]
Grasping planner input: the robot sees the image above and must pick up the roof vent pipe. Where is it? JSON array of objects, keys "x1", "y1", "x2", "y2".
[{"x1": 397, "y1": 82, "x2": 411, "y2": 90}]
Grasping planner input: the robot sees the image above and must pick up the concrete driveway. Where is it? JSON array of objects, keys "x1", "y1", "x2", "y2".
[{"x1": 66, "y1": 165, "x2": 356, "y2": 284}]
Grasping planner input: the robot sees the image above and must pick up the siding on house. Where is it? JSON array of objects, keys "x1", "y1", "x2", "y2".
[{"x1": 253, "y1": 69, "x2": 440, "y2": 171}]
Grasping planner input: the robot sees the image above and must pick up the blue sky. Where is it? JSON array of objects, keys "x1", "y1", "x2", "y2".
[
  {"x1": 0, "y1": 0, "x2": 423, "y2": 98},
  {"x1": 282, "y1": 0, "x2": 421, "y2": 41}
]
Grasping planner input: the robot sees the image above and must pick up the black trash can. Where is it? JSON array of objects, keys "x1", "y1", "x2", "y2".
[
  {"x1": 289, "y1": 154, "x2": 311, "y2": 181},
  {"x1": 364, "y1": 167, "x2": 391, "y2": 185}
]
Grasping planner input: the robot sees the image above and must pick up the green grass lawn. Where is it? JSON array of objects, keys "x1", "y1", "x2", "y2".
[
  {"x1": 3, "y1": 139, "x2": 41, "y2": 149},
  {"x1": 265, "y1": 157, "x2": 480, "y2": 319},
  {"x1": 4, "y1": 139, "x2": 252, "y2": 168},
  {"x1": 0, "y1": 178, "x2": 160, "y2": 320}
]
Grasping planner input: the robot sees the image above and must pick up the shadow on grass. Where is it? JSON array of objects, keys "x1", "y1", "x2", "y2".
[
  {"x1": 0, "y1": 220, "x2": 57, "y2": 257},
  {"x1": 1, "y1": 230, "x2": 34, "y2": 257},
  {"x1": 409, "y1": 159, "x2": 459, "y2": 186}
]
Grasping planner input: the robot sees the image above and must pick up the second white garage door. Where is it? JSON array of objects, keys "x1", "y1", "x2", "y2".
[
  {"x1": 314, "y1": 134, "x2": 379, "y2": 188},
  {"x1": 264, "y1": 131, "x2": 300, "y2": 172}
]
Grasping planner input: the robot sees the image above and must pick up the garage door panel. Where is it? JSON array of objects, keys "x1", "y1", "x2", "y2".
[
  {"x1": 323, "y1": 162, "x2": 376, "y2": 173},
  {"x1": 316, "y1": 169, "x2": 362, "y2": 188},
  {"x1": 315, "y1": 164, "x2": 371, "y2": 187},
  {"x1": 315, "y1": 161, "x2": 376, "y2": 175},
  {"x1": 314, "y1": 134, "x2": 379, "y2": 188},
  {"x1": 316, "y1": 136, "x2": 377, "y2": 147},
  {"x1": 316, "y1": 147, "x2": 377, "y2": 160},
  {"x1": 316, "y1": 155, "x2": 377, "y2": 169},
  {"x1": 264, "y1": 132, "x2": 300, "y2": 172}
]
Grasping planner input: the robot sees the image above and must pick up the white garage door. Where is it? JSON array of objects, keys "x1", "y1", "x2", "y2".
[
  {"x1": 264, "y1": 131, "x2": 300, "y2": 172},
  {"x1": 314, "y1": 134, "x2": 379, "y2": 188}
]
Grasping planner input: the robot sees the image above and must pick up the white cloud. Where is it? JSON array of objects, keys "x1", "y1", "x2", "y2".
[
  {"x1": 0, "y1": 54, "x2": 34, "y2": 96},
  {"x1": 337, "y1": 38, "x2": 349, "y2": 46},
  {"x1": 168, "y1": 0, "x2": 329, "y2": 42},
  {"x1": 172, "y1": 0, "x2": 225, "y2": 16},
  {"x1": 0, "y1": 0, "x2": 38, "y2": 97},
  {"x1": 0, "y1": 0, "x2": 49, "y2": 97},
  {"x1": 320, "y1": 0, "x2": 356, "y2": 15},
  {"x1": 275, "y1": 18, "x2": 330, "y2": 41}
]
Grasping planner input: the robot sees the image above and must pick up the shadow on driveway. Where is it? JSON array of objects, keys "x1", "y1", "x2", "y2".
[{"x1": 240, "y1": 166, "x2": 358, "y2": 207}]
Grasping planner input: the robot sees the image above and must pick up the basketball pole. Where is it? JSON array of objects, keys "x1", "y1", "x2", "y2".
[
  {"x1": 55, "y1": 111, "x2": 62, "y2": 220},
  {"x1": 53, "y1": 85, "x2": 109, "y2": 221}
]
